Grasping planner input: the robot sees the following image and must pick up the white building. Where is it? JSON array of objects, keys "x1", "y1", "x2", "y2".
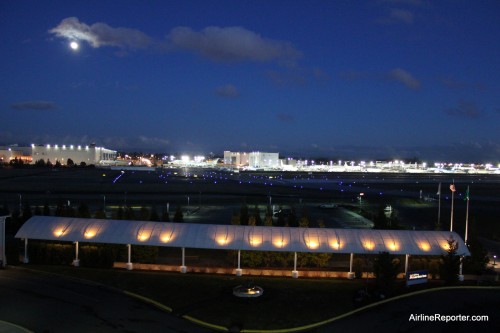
[
  {"x1": 223, "y1": 151, "x2": 249, "y2": 167},
  {"x1": 30, "y1": 144, "x2": 117, "y2": 165},
  {"x1": 0, "y1": 146, "x2": 31, "y2": 163},
  {"x1": 224, "y1": 151, "x2": 279, "y2": 169},
  {"x1": 248, "y1": 152, "x2": 279, "y2": 169}
]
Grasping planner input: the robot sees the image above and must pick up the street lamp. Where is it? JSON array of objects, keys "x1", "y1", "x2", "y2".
[{"x1": 494, "y1": 255, "x2": 497, "y2": 266}]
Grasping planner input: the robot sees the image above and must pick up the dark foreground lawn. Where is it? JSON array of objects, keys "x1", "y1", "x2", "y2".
[{"x1": 28, "y1": 265, "x2": 365, "y2": 330}]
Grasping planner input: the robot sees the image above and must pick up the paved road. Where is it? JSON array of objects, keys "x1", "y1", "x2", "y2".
[
  {"x1": 0, "y1": 267, "x2": 213, "y2": 333},
  {"x1": 316, "y1": 288, "x2": 500, "y2": 333},
  {"x1": 2, "y1": 267, "x2": 499, "y2": 333}
]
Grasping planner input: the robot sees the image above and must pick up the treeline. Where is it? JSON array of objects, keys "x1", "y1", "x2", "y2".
[
  {"x1": 230, "y1": 203, "x2": 334, "y2": 268},
  {"x1": 4, "y1": 157, "x2": 93, "y2": 168}
]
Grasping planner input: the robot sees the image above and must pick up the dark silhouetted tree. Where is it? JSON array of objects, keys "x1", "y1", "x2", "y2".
[
  {"x1": 161, "y1": 209, "x2": 170, "y2": 222},
  {"x1": 373, "y1": 204, "x2": 389, "y2": 229},
  {"x1": 140, "y1": 207, "x2": 150, "y2": 221},
  {"x1": 124, "y1": 206, "x2": 136, "y2": 220},
  {"x1": 173, "y1": 206, "x2": 184, "y2": 222},
  {"x1": 22, "y1": 203, "x2": 33, "y2": 222},
  {"x1": 231, "y1": 210, "x2": 241, "y2": 225},
  {"x1": 77, "y1": 202, "x2": 91, "y2": 218},
  {"x1": 253, "y1": 205, "x2": 262, "y2": 226},
  {"x1": 0, "y1": 202, "x2": 10, "y2": 216},
  {"x1": 94, "y1": 209, "x2": 106, "y2": 219},
  {"x1": 276, "y1": 211, "x2": 286, "y2": 227},
  {"x1": 264, "y1": 204, "x2": 273, "y2": 226},
  {"x1": 374, "y1": 251, "x2": 400, "y2": 294},
  {"x1": 35, "y1": 159, "x2": 46, "y2": 167},
  {"x1": 288, "y1": 206, "x2": 298, "y2": 227},
  {"x1": 240, "y1": 203, "x2": 249, "y2": 226},
  {"x1": 114, "y1": 206, "x2": 124, "y2": 220},
  {"x1": 463, "y1": 237, "x2": 489, "y2": 274},
  {"x1": 439, "y1": 237, "x2": 460, "y2": 285},
  {"x1": 42, "y1": 202, "x2": 51, "y2": 216},
  {"x1": 150, "y1": 207, "x2": 160, "y2": 221}
]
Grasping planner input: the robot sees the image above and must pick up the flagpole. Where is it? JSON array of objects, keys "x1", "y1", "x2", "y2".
[
  {"x1": 450, "y1": 182, "x2": 455, "y2": 232},
  {"x1": 465, "y1": 186, "x2": 470, "y2": 245},
  {"x1": 437, "y1": 182, "x2": 441, "y2": 230}
]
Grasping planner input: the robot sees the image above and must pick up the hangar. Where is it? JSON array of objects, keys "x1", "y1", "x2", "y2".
[{"x1": 15, "y1": 216, "x2": 469, "y2": 278}]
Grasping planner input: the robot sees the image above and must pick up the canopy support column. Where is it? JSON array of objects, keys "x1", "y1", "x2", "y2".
[
  {"x1": 23, "y1": 238, "x2": 29, "y2": 264},
  {"x1": 180, "y1": 247, "x2": 187, "y2": 273},
  {"x1": 126, "y1": 244, "x2": 133, "y2": 270},
  {"x1": 72, "y1": 241, "x2": 80, "y2": 267},
  {"x1": 292, "y1": 252, "x2": 298, "y2": 278},
  {"x1": 404, "y1": 254, "x2": 409, "y2": 275},
  {"x1": 347, "y1": 253, "x2": 355, "y2": 279},
  {"x1": 235, "y1": 250, "x2": 242, "y2": 276}
]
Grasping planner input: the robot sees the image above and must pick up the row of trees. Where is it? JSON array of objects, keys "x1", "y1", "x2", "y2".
[
  {"x1": 231, "y1": 204, "x2": 322, "y2": 228},
  {"x1": 5, "y1": 157, "x2": 90, "y2": 168}
]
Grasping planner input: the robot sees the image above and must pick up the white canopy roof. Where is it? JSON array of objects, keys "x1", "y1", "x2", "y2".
[{"x1": 16, "y1": 216, "x2": 470, "y2": 256}]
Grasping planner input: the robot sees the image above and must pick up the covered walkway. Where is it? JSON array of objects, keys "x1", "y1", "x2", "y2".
[{"x1": 15, "y1": 216, "x2": 470, "y2": 278}]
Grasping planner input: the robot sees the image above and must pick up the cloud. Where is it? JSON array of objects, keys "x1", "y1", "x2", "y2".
[
  {"x1": 387, "y1": 68, "x2": 421, "y2": 89},
  {"x1": 167, "y1": 26, "x2": 302, "y2": 65},
  {"x1": 138, "y1": 135, "x2": 170, "y2": 146},
  {"x1": 444, "y1": 100, "x2": 482, "y2": 119},
  {"x1": 380, "y1": 0, "x2": 422, "y2": 4},
  {"x1": 267, "y1": 70, "x2": 306, "y2": 86},
  {"x1": 276, "y1": 113, "x2": 295, "y2": 123},
  {"x1": 214, "y1": 84, "x2": 240, "y2": 98},
  {"x1": 10, "y1": 101, "x2": 58, "y2": 110},
  {"x1": 340, "y1": 68, "x2": 421, "y2": 90},
  {"x1": 439, "y1": 77, "x2": 488, "y2": 92},
  {"x1": 312, "y1": 68, "x2": 331, "y2": 82},
  {"x1": 338, "y1": 71, "x2": 369, "y2": 81},
  {"x1": 49, "y1": 18, "x2": 302, "y2": 66},
  {"x1": 389, "y1": 9, "x2": 414, "y2": 24},
  {"x1": 49, "y1": 17, "x2": 153, "y2": 49}
]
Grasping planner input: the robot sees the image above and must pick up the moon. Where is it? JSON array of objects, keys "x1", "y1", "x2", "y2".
[{"x1": 69, "y1": 41, "x2": 79, "y2": 50}]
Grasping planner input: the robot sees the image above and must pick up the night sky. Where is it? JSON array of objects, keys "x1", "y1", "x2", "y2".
[{"x1": 1, "y1": 1, "x2": 499, "y2": 162}]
